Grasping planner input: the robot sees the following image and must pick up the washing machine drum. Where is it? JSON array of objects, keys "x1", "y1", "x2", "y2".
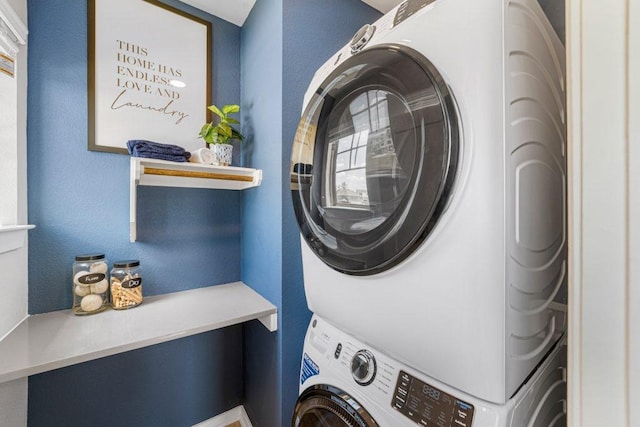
[
  {"x1": 292, "y1": 385, "x2": 378, "y2": 427},
  {"x1": 291, "y1": 44, "x2": 460, "y2": 275}
]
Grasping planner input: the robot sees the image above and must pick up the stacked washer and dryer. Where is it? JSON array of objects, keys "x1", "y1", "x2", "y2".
[{"x1": 290, "y1": 0, "x2": 567, "y2": 425}]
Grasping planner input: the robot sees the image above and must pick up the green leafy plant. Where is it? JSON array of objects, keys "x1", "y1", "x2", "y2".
[{"x1": 198, "y1": 104, "x2": 245, "y2": 145}]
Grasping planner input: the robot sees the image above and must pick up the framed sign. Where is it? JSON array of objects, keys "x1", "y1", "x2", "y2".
[{"x1": 88, "y1": 0, "x2": 211, "y2": 154}]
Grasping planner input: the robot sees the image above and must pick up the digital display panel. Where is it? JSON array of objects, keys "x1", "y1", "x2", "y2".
[{"x1": 392, "y1": 371, "x2": 474, "y2": 426}]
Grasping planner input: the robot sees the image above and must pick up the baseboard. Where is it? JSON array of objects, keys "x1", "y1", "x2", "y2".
[
  {"x1": 237, "y1": 407, "x2": 252, "y2": 427},
  {"x1": 192, "y1": 405, "x2": 253, "y2": 427}
]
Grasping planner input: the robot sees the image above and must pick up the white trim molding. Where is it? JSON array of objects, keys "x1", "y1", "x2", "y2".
[
  {"x1": 192, "y1": 405, "x2": 253, "y2": 427},
  {"x1": 628, "y1": 1, "x2": 640, "y2": 425},
  {"x1": 0, "y1": 0, "x2": 26, "y2": 56},
  {"x1": 0, "y1": 225, "x2": 34, "y2": 255},
  {"x1": 0, "y1": 0, "x2": 26, "y2": 43},
  {"x1": 567, "y1": 0, "x2": 638, "y2": 425}
]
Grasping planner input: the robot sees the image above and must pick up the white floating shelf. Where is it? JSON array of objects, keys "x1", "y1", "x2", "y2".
[
  {"x1": 0, "y1": 281, "x2": 277, "y2": 384},
  {"x1": 130, "y1": 158, "x2": 262, "y2": 241}
]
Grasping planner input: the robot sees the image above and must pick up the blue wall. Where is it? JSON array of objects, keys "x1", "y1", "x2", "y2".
[
  {"x1": 240, "y1": 0, "x2": 380, "y2": 424},
  {"x1": 26, "y1": 0, "x2": 244, "y2": 424},
  {"x1": 240, "y1": 1, "x2": 284, "y2": 425}
]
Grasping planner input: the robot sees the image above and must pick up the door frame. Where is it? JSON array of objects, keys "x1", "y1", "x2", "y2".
[{"x1": 567, "y1": 0, "x2": 638, "y2": 425}]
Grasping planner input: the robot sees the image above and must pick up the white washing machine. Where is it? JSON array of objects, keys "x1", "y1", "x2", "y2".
[
  {"x1": 290, "y1": 0, "x2": 567, "y2": 404},
  {"x1": 292, "y1": 316, "x2": 567, "y2": 426}
]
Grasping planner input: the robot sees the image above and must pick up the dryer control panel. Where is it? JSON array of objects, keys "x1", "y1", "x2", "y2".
[
  {"x1": 392, "y1": 370, "x2": 474, "y2": 426},
  {"x1": 393, "y1": 0, "x2": 438, "y2": 27}
]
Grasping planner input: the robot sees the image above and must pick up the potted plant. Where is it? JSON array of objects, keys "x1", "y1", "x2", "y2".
[{"x1": 198, "y1": 104, "x2": 244, "y2": 166}]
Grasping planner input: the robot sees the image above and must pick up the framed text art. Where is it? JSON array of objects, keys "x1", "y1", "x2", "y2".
[{"x1": 88, "y1": 0, "x2": 211, "y2": 154}]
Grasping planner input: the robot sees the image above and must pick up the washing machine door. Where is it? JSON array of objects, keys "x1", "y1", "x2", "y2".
[
  {"x1": 291, "y1": 44, "x2": 460, "y2": 275},
  {"x1": 292, "y1": 384, "x2": 379, "y2": 427}
]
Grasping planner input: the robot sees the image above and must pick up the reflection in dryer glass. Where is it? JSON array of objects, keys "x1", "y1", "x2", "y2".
[{"x1": 324, "y1": 88, "x2": 414, "y2": 235}]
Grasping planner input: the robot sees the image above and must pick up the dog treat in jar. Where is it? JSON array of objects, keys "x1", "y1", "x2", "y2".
[
  {"x1": 110, "y1": 260, "x2": 143, "y2": 309},
  {"x1": 72, "y1": 254, "x2": 109, "y2": 315}
]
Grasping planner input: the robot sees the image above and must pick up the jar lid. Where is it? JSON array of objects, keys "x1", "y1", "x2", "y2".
[
  {"x1": 75, "y1": 253, "x2": 105, "y2": 261},
  {"x1": 113, "y1": 260, "x2": 140, "y2": 268}
]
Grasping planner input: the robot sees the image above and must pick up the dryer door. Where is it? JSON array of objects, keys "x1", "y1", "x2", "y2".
[
  {"x1": 292, "y1": 384, "x2": 379, "y2": 427},
  {"x1": 291, "y1": 44, "x2": 460, "y2": 275}
]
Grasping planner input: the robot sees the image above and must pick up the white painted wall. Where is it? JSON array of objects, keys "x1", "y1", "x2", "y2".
[
  {"x1": 0, "y1": 0, "x2": 28, "y2": 425},
  {"x1": 567, "y1": 0, "x2": 639, "y2": 425},
  {"x1": 0, "y1": 1, "x2": 18, "y2": 225},
  {"x1": 0, "y1": 0, "x2": 28, "y2": 334},
  {"x1": 0, "y1": 63, "x2": 18, "y2": 225}
]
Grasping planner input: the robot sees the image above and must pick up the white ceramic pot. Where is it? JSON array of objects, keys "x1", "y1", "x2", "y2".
[{"x1": 210, "y1": 143, "x2": 233, "y2": 166}]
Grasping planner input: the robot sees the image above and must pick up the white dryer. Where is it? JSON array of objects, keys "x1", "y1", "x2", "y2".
[
  {"x1": 292, "y1": 316, "x2": 567, "y2": 426},
  {"x1": 290, "y1": 0, "x2": 567, "y2": 404}
]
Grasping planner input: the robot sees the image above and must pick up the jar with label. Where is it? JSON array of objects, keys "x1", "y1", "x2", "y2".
[
  {"x1": 72, "y1": 254, "x2": 109, "y2": 315},
  {"x1": 110, "y1": 260, "x2": 143, "y2": 309}
]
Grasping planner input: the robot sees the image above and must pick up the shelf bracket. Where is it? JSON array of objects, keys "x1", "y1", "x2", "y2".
[
  {"x1": 129, "y1": 159, "x2": 140, "y2": 242},
  {"x1": 258, "y1": 312, "x2": 278, "y2": 332}
]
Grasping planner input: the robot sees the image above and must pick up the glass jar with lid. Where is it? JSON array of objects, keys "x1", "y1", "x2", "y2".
[
  {"x1": 72, "y1": 253, "x2": 109, "y2": 315},
  {"x1": 110, "y1": 260, "x2": 143, "y2": 309}
]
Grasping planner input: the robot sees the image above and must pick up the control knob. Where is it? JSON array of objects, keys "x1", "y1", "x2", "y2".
[
  {"x1": 349, "y1": 24, "x2": 376, "y2": 53},
  {"x1": 351, "y1": 349, "x2": 376, "y2": 385}
]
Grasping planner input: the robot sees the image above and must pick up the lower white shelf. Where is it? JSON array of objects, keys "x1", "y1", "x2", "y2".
[{"x1": 0, "y1": 282, "x2": 277, "y2": 384}]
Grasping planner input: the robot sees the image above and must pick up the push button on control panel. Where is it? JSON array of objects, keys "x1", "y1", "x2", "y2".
[{"x1": 334, "y1": 343, "x2": 342, "y2": 359}]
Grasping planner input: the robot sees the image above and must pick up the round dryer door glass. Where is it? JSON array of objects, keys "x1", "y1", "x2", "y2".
[{"x1": 291, "y1": 44, "x2": 460, "y2": 275}]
